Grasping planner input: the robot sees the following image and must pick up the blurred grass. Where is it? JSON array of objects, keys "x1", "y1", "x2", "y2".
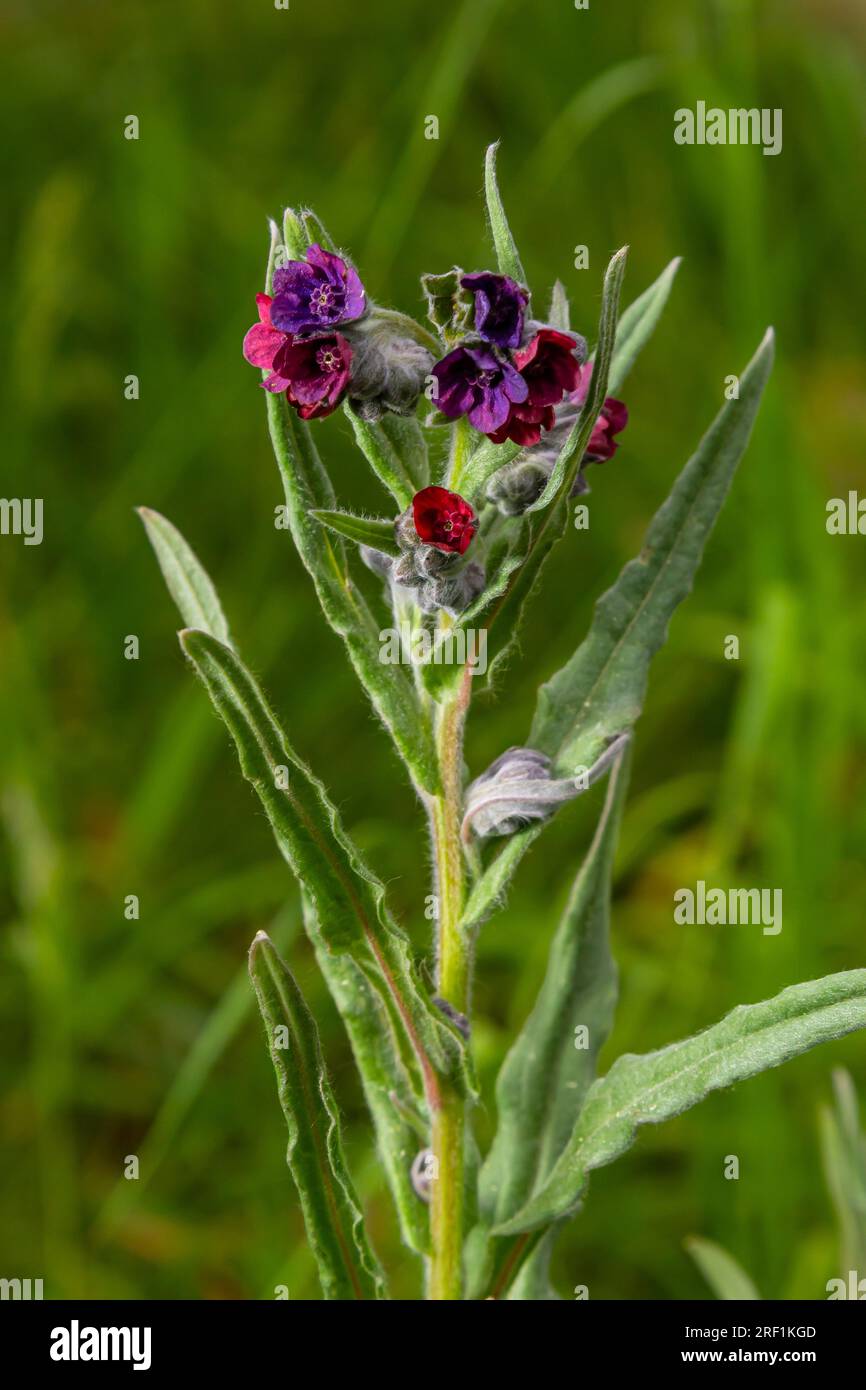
[{"x1": 1, "y1": 0, "x2": 865, "y2": 1300}]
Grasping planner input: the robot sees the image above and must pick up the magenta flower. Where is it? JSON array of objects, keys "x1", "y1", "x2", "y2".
[
  {"x1": 570, "y1": 361, "x2": 629, "y2": 461},
  {"x1": 432, "y1": 344, "x2": 528, "y2": 434},
  {"x1": 242, "y1": 293, "x2": 298, "y2": 393},
  {"x1": 274, "y1": 334, "x2": 353, "y2": 419},
  {"x1": 270, "y1": 244, "x2": 366, "y2": 338},
  {"x1": 461, "y1": 271, "x2": 528, "y2": 349}
]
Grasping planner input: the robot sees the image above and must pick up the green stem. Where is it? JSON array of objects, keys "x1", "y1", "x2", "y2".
[{"x1": 428, "y1": 665, "x2": 473, "y2": 1299}]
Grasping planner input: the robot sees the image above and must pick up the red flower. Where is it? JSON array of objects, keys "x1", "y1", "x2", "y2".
[
  {"x1": 486, "y1": 401, "x2": 555, "y2": 447},
  {"x1": 412, "y1": 486, "x2": 477, "y2": 555},
  {"x1": 570, "y1": 361, "x2": 629, "y2": 461},
  {"x1": 513, "y1": 329, "x2": 583, "y2": 405},
  {"x1": 243, "y1": 294, "x2": 294, "y2": 393},
  {"x1": 486, "y1": 329, "x2": 583, "y2": 446}
]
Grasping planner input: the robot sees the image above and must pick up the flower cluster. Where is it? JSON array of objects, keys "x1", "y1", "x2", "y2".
[
  {"x1": 244, "y1": 244, "x2": 432, "y2": 422},
  {"x1": 431, "y1": 272, "x2": 587, "y2": 447},
  {"x1": 361, "y1": 486, "x2": 484, "y2": 616}
]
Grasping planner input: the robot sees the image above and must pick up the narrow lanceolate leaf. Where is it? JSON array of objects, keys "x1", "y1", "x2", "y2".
[
  {"x1": 496, "y1": 969, "x2": 866, "y2": 1235},
  {"x1": 819, "y1": 1068, "x2": 866, "y2": 1273},
  {"x1": 531, "y1": 328, "x2": 775, "y2": 778},
  {"x1": 528, "y1": 246, "x2": 627, "y2": 512},
  {"x1": 685, "y1": 1237, "x2": 761, "y2": 1301},
  {"x1": 377, "y1": 410, "x2": 430, "y2": 491},
  {"x1": 248, "y1": 932, "x2": 387, "y2": 1300},
  {"x1": 311, "y1": 509, "x2": 401, "y2": 558},
  {"x1": 484, "y1": 142, "x2": 527, "y2": 286},
  {"x1": 137, "y1": 508, "x2": 232, "y2": 648},
  {"x1": 605, "y1": 256, "x2": 681, "y2": 396},
  {"x1": 178, "y1": 628, "x2": 468, "y2": 1105},
  {"x1": 265, "y1": 387, "x2": 439, "y2": 793},
  {"x1": 456, "y1": 436, "x2": 522, "y2": 505},
  {"x1": 345, "y1": 409, "x2": 416, "y2": 509},
  {"x1": 480, "y1": 746, "x2": 630, "y2": 1227},
  {"x1": 302, "y1": 896, "x2": 430, "y2": 1255}
]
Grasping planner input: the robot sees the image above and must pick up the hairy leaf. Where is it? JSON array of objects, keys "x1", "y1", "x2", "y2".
[
  {"x1": 531, "y1": 328, "x2": 775, "y2": 777},
  {"x1": 311, "y1": 509, "x2": 401, "y2": 557},
  {"x1": 138, "y1": 508, "x2": 232, "y2": 648},
  {"x1": 179, "y1": 628, "x2": 469, "y2": 1103},
  {"x1": 529, "y1": 246, "x2": 627, "y2": 512},
  {"x1": 480, "y1": 746, "x2": 630, "y2": 1225},
  {"x1": 497, "y1": 969, "x2": 866, "y2": 1234},
  {"x1": 302, "y1": 896, "x2": 430, "y2": 1255},
  {"x1": 605, "y1": 256, "x2": 681, "y2": 396},
  {"x1": 484, "y1": 142, "x2": 526, "y2": 286},
  {"x1": 249, "y1": 931, "x2": 387, "y2": 1299}
]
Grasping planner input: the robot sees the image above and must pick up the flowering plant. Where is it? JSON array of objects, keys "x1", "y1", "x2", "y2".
[{"x1": 141, "y1": 146, "x2": 866, "y2": 1300}]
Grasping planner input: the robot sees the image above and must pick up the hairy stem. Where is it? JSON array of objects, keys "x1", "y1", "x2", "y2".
[{"x1": 428, "y1": 664, "x2": 473, "y2": 1298}]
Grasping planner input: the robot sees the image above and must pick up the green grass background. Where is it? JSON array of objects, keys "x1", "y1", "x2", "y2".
[{"x1": 2, "y1": 0, "x2": 865, "y2": 1300}]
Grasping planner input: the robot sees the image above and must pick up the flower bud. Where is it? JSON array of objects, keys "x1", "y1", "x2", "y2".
[
  {"x1": 345, "y1": 313, "x2": 434, "y2": 420},
  {"x1": 486, "y1": 458, "x2": 550, "y2": 515},
  {"x1": 462, "y1": 735, "x2": 630, "y2": 839}
]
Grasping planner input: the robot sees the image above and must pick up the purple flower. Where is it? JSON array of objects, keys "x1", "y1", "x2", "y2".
[
  {"x1": 461, "y1": 271, "x2": 528, "y2": 349},
  {"x1": 432, "y1": 344, "x2": 528, "y2": 433},
  {"x1": 270, "y1": 244, "x2": 366, "y2": 338}
]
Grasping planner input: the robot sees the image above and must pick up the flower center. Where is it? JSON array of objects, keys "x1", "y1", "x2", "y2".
[
  {"x1": 316, "y1": 346, "x2": 340, "y2": 372},
  {"x1": 473, "y1": 369, "x2": 498, "y2": 388},
  {"x1": 311, "y1": 285, "x2": 336, "y2": 316}
]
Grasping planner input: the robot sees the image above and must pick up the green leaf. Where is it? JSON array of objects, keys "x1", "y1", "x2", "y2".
[
  {"x1": 178, "y1": 627, "x2": 468, "y2": 1102},
  {"x1": 532, "y1": 328, "x2": 775, "y2": 776},
  {"x1": 467, "y1": 749, "x2": 629, "y2": 1298},
  {"x1": 265, "y1": 385, "x2": 439, "y2": 793},
  {"x1": 605, "y1": 256, "x2": 681, "y2": 396},
  {"x1": 685, "y1": 1237, "x2": 761, "y2": 1301},
  {"x1": 453, "y1": 436, "x2": 522, "y2": 505},
  {"x1": 484, "y1": 142, "x2": 526, "y2": 286},
  {"x1": 480, "y1": 746, "x2": 630, "y2": 1227},
  {"x1": 301, "y1": 895, "x2": 430, "y2": 1255},
  {"x1": 820, "y1": 1068, "x2": 866, "y2": 1273},
  {"x1": 137, "y1": 508, "x2": 232, "y2": 648},
  {"x1": 311, "y1": 509, "x2": 400, "y2": 557},
  {"x1": 548, "y1": 280, "x2": 570, "y2": 332},
  {"x1": 248, "y1": 931, "x2": 387, "y2": 1300},
  {"x1": 496, "y1": 968, "x2": 866, "y2": 1235},
  {"x1": 528, "y1": 246, "x2": 627, "y2": 512},
  {"x1": 506, "y1": 1232, "x2": 562, "y2": 1301},
  {"x1": 377, "y1": 410, "x2": 430, "y2": 491},
  {"x1": 345, "y1": 409, "x2": 417, "y2": 509}
]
